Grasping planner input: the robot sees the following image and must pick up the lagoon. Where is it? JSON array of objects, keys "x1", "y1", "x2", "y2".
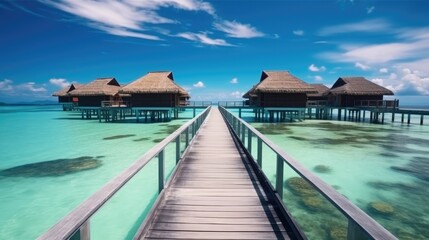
[
  {"x1": 0, "y1": 105, "x2": 198, "y2": 239},
  {"x1": 232, "y1": 108, "x2": 429, "y2": 239}
]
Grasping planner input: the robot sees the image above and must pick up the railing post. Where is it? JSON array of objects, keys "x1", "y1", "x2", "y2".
[
  {"x1": 185, "y1": 127, "x2": 189, "y2": 147},
  {"x1": 241, "y1": 123, "x2": 245, "y2": 142},
  {"x1": 158, "y1": 150, "x2": 164, "y2": 193},
  {"x1": 347, "y1": 219, "x2": 367, "y2": 240},
  {"x1": 237, "y1": 121, "x2": 241, "y2": 137},
  {"x1": 257, "y1": 138, "x2": 262, "y2": 168},
  {"x1": 176, "y1": 137, "x2": 180, "y2": 164},
  {"x1": 69, "y1": 220, "x2": 90, "y2": 240},
  {"x1": 247, "y1": 128, "x2": 252, "y2": 154},
  {"x1": 276, "y1": 154, "x2": 284, "y2": 199},
  {"x1": 192, "y1": 122, "x2": 196, "y2": 136}
]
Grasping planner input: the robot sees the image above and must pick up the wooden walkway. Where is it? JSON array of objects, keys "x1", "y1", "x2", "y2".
[{"x1": 141, "y1": 108, "x2": 291, "y2": 240}]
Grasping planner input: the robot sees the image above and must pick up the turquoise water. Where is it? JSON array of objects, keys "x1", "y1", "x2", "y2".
[
  {"x1": 0, "y1": 105, "x2": 199, "y2": 239},
  {"x1": 232, "y1": 108, "x2": 429, "y2": 239}
]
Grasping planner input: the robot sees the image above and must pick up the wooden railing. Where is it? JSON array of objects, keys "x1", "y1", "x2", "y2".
[
  {"x1": 184, "y1": 101, "x2": 212, "y2": 107},
  {"x1": 354, "y1": 99, "x2": 399, "y2": 108},
  {"x1": 218, "y1": 101, "x2": 248, "y2": 107},
  {"x1": 219, "y1": 106, "x2": 397, "y2": 240},
  {"x1": 38, "y1": 106, "x2": 211, "y2": 240},
  {"x1": 100, "y1": 101, "x2": 129, "y2": 107}
]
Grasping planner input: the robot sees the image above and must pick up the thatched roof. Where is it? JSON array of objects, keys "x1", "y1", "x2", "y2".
[
  {"x1": 52, "y1": 83, "x2": 83, "y2": 97},
  {"x1": 243, "y1": 85, "x2": 258, "y2": 98},
  {"x1": 243, "y1": 71, "x2": 316, "y2": 98},
  {"x1": 328, "y1": 77, "x2": 394, "y2": 96},
  {"x1": 308, "y1": 84, "x2": 329, "y2": 97},
  {"x1": 120, "y1": 71, "x2": 188, "y2": 95},
  {"x1": 69, "y1": 78, "x2": 120, "y2": 96}
]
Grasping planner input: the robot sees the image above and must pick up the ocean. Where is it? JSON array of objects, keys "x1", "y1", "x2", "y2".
[
  {"x1": 1, "y1": 105, "x2": 429, "y2": 239},
  {"x1": 0, "y1": 105, "x2": 200, "y2": 239},
  {"x1": 233, "y1": 107, "x2": 429, "y2": 239}
]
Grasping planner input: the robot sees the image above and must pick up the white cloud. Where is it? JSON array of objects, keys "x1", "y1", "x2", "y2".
[
  {"x1": 379, "y1": 68, "x2": 389, "y2": 73},
  {"x1": 42, "y1": 0, "x2": 215, "y2": 40},
  {"x1": 18, "y1": 82, "x2": 47, "y2": 93},
  {"x1": 230, "y1": 91, "x2": 243, "y2": 99},
  {"x1": 0, "y1": 79, "x2": 14, "y2": 92},
  {"x1": 0, "y1": 79, "x2": 47, "y2": 95},
  {"x1": 193, "y1": 81, "x2": 205, "y2": 88},
  {"x1": 293, "y1": 30, "x2": 304, "y2": 36},
  {"x1": 309, "y1": 64, "x2": 326, "y2": 72},
  {"x1": 230, "y1": 77, "x2": 238, "y2": 84},
  {"x1": 314, "y1": 76, "x2": 323, "y2": 81},
  {"x1": 355, "y1": 62, "x2": 370, "y2": 70},
  {"x1": 49, "y1": 78, "x2": 71, "y2": 88},
  {"x1": 213, "y1": 20, "x2": 264, "y2": 38},
  {"x1": 177, "y1": 32, "x2": 233, "y2": 46},
  {"x1": 367, "y1": 6, "x2": 375, "y2": 14},
  {"x1": 371, "y1": 67, "x2": 429, "y2": 95},
  {"x1": 320, "y1": 26, "x2": 429, "y2": 66},
  {"x1": 318, "y1": 19, "x2": 390, "y2": 36}
]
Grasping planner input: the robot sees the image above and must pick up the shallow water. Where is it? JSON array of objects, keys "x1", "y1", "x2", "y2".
[
  {"x1": 232, "y1": 108, "x2": 429, "y2": 239},
  {"x1": 0, "y1": 105, "x2": 199, "y2": 239}
]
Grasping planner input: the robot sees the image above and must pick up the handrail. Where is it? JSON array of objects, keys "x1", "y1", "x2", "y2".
[
  {"x1": 38, "y1": 106, "x2": 212, "y2": 240},
  {"x1": 219, "y1": 106, "x2": 397, "y2": 240}
]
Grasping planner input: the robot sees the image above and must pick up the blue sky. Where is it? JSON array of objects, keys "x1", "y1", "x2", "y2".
[{"x1": 1, "y1": 0, "x2": 429, "y2": 105}]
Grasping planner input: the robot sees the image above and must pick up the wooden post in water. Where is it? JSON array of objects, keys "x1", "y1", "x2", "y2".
[
  {"x1": 401, "y1": 113, "x2": 404, "y2": 123},
  {"x1": 392, "y1": 112, "x2": 395, "y2": 122},
  {"x1": 407, "y1": 114, "x2": 411, "y2": 124},
  {"x1": 363, "y1": 110, "x2": 366, "y2": 122},
  {"x1": 381, "y1": 112, "x2": 385, "y2": 124},
  {"x1": 239, "y1": 108, "x2": 242, "y2": 118},
  {"x1": 421, "y1": 115, "x2": 424, "y2": 125}
]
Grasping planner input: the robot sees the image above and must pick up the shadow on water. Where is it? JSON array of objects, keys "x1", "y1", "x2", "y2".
[
  {"x1": 0, "y1": 156, "x2": 103, "y2": 177},
  {"x1": 103, "y1": 134, "x2": 136, "y2": 140},
  {"x1": 133, "y1": 137, "x2": 150, "y2": 142},
  {"x1": 391, "y1": 156, "x2": 429, "y2": 181}
]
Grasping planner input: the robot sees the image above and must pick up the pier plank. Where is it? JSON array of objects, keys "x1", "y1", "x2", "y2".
[{"x1": 140, "y1": 109, "x2": 291, "y2": 240}]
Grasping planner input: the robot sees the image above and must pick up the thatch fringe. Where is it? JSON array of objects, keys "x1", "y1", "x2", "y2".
[
  {"x1": 120, "y1": 71, "x2": 188, "y2": 95},
  {"x1": 69, "y1": 78, "x2": 120, "y2": 96},
  {"x1": 328, "y1": 77, "x2": 394, "y2": 96}
]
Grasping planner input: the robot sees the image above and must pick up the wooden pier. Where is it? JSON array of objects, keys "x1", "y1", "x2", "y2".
[
  {"x1": 220, "y1": 104, "x2": 429, "y2": 125},
  {"x1": 139, "y1": 109, "x2": 293, "y2": 239},
  {"x1": 39, "y1": 107, "x2": 397, "y2": 240}
]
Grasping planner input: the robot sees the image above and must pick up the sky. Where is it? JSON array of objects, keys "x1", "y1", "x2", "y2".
[{"x1": 1, "y1": 0, "x2": 429, "y2": 105}]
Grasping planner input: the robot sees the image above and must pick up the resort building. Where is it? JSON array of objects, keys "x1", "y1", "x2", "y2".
[
  {"x1": 307, "y1": 84, "x2": 329, "y2": 105},
  {"x1": 119, "y1": 71, "x2": 189, "y2": 107},
  {"x1": 52, "y1": 83, "x2": 82, "y2": 103},
  {"x1": 243, "y1": 71, "x2": 316, "y2": 107},
  {"x1": 326, "y1": 77, "x2": 394, "y2": 107},
  {"x1": 68, "y1": 78, "x2": 122, "y2": 107}
]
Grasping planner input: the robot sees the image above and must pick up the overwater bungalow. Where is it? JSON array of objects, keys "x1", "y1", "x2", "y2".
[
  {"x1": 52, "y1": 83, "x2": 83, "y2": 103},
  {"x1": 119, "y1": 71, "x2": 189, "y2": 107},
  {"x1": 243, "y1": 71, "x2": 316, "y2": 107},
  {"x1": 326, "y1": 77, "x2": 394, "y2": 107},
  {"x1": 68, "y1": 78, "x2": 122, "y2": 107},
  {"x1": 307, "y1": 84, "x2": 329, "y2": 105}
]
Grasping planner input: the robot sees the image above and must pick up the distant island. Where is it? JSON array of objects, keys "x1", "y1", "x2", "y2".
[{"x1": 0, "y1": 100, "x2": 58, "y2": 106}]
